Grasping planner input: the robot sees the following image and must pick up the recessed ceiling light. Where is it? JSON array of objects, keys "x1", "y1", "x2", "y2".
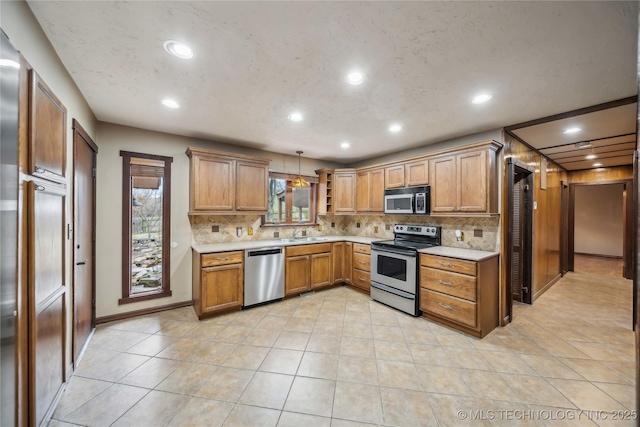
[
  {"x1": 288, "y1": 112, "x2": 303, "y2": 122},
  {"x1": 346, "y1": 71, "x2": 366, "y2": 85},
  {"x1": 593, "y1": 163, "x2": 603, "y2": 167},
  {"x1": 163, "y1": 40, "x2": 194, "y2": 59},
  {"x1": 0, "y1": 59, "x2": 20, "y2": 68},
  {"x1": 161, "y1": 99, "x2": 180, "y2": 109},
  {"x1": 341, "y1": 142, "x2": 350, "y2": 149},
  {"x1": 564, "y1": 127, "x2": 582, "y2": 134},
  {"x1": 585, "y1": 154, "x2": 597, "y2": 160},
  {"x1": 388, "y1": 124, "x2": 402, "y2": 133},
  {"x1": 471, "y1": 93, "x2": 492, "y2": 104}
]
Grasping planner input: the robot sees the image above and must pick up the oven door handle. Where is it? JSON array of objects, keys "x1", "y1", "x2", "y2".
[
  {"x1": 371, "y1": 246, "x2": 417, "y2": 257},
  {"x1": 371, "y1": 281, "x2": 415, "y2": 299}
]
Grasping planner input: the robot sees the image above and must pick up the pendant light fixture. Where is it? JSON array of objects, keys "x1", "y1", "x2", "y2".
[{"x1": 291, "y1": 150, "x2": 309, "y2": 188}]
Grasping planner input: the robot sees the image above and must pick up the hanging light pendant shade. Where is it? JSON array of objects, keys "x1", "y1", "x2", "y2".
[{"x1": 292, "y1": 150, "x2": 310, "y2": 188}]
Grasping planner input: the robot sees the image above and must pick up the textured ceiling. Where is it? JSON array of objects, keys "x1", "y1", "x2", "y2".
[
  {"x1": 511, "y1": 102, "x2": 637, "y2": 171},
  {"x1": 27, "y1": 1, "x2": 638, "y2": 163}
]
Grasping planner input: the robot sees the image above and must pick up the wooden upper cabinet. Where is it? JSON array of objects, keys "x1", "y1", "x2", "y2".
[
  {"x1": 429, "y1": 141, "x2": 501, "y2": 214},
  {"x1": 385, "y1": 164, "x2": 405, "y2": 189},
  {"x1": 186, "y1": 147, "x2": 270, "y2": 213},
  {"x1": 236, "y1": 160, "x2": 268, "y2": 211},
  {"x1": 192, "y1": 155, "x2": 234, "y2": 211},
  {"x1": 430, "y1": 155, "x2": 457, "y2": 213},
  {"x1": 405, "y1": 159, "x2": 429, "y2": 187},
  {"x1": 30, "y1": 71, "x2": 67, "y2": 184},
  {"x1": 356, "y1": 168, "x2": 384, "y2": 213},
  {"x1": 333, "y1": 170, "x2": 356, "y2": 212},
  {"x1": 457, "y1": 150, "x2": 487, "y2": 212}
]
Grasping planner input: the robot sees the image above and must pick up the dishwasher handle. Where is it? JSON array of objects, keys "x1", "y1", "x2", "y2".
[{"x1": 246, "y1": 248, "x2": 283, "y2": 257}]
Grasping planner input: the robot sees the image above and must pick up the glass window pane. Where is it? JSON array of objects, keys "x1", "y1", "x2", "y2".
[
  {"x1": 131, "y1": 174, "x2": 163, "y2": 294},
  {"x1": 292, "y1": 187, "x2": 310, "y2": 222},
  {"x1": 267, "y1": 178, "x2": 287, "y2": 223}
]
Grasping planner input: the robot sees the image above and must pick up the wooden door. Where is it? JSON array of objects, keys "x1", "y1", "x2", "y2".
[
  {"x1": 332, "y1": 243, "x2": 344, "y2": 283},
  {"x1": 191, "y1": 155, "x2": 233, "y2": 211},
  {"x1": 369, "y1": 169, "x2": 385, "y2": 212},
  {"x1": 72, "y1": 121, "x2": 97, "y2": 364},
  {"x1": 236, "y1": 160, "x2": 268, "y2": 211},
  {"x1": 405, "y1": 159, "x2": 429, "y2": 186},
  {"x1": 430, "y1": 156, "x2": 456, "y2": 212},
  {"x1": 28, "y1": 179, "x2": 67, "y2": 426},
  {"x1": 311, "y1": 253, "x2": 332, "y2": 288},
  {"x1": 511, "y1": 180, "x2": 523, "y2": 302},
  {"x1": 285, "y1": 255, "x2": 310, "y2": 295},
  {"x1": 201, "y1": 264, "x2": 243, "y2": 313},
  {"x1": 29, "y1": 71, "x2": 67, "y2": 184},
  {"x1": 457, "y1": 150, "x2": 487, "y2": 212},
  {"x1": 344, "y1": 242, "x2": 352, "y2": 284},
  {"x1": 385, "y1": 164, "x2": 405, "y2": 188},
  {"x1": 334, "y1": 172, "x2": 356, "y2": 212},
  {"x1": 356, "y1": 171, "x2": 371, "y2": 212}
]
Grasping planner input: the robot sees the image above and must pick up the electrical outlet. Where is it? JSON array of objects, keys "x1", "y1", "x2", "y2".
[
  {"x1": 236, "y1": 227, "x2": 242, "y2": 237},
  {"x1": 374, "y1": 226, "x2": 379, "y2": 233},
  {"x1": 212, "y1": 225, "x2": 219, "y2": 232},
  {"x1": 274, "y1": 231, "x2": 280, "y2": 238},
  {"x1": 318, "y1": 224, "x2": 323, "y2": 232},
  {"x1": 385, "y1": 224, "x2": 391, "y2": 231},
  {"x1": 331, "y1": 222, "x2": 335, "y2": 228},
  {"x1": 356, "y1": 222, "x2": 361, "y2": 228},
  {"x1": 248, "y1": 226, "x2": 253, "y2": 236},
  {"x1": 474, "y1": 229, "x2": 483, "y2": 237},
  {"x1": 302, "y1": 230, "x2": 307, "y2": 237}
]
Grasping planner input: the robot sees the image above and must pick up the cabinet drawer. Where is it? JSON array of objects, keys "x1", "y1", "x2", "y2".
[
  {"x1": 421, "y1": 289, "x2": 476, "y2": 328},
  {"x1": 353, "y1": 243, "x2": 371, "y2": 255},
  {"x1": 420, "y1": 267, "x2": 476, "y2": 301},
  {"x1": 353, "y1": 253, "x2": 371, "y2": 271},
  {"x1": 286, "y1": 243, "x2": 332, "y2": 257},
  {"x1": 352, "y1": 269, "x2": 370, "y2": 290},
  {"x1": 420, "y1": 254, "x2": 476, "y2": 276},
  {"x1": 202, "y1": 251, "x2": 244, "y2": 267}
]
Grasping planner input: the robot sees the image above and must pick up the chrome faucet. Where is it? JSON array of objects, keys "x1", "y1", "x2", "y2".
[{"x1": 292, "y1": 228, "x2": 302, "y2": 239}]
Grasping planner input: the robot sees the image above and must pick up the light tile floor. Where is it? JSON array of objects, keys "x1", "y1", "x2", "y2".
[{"x1": 50, "y1": 271, "x2": 636, "y2": 426}]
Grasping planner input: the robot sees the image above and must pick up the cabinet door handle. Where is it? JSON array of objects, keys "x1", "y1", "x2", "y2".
[
  {"x1": 76, "y1": 259, "x2": 88, "y2": 266},
  {"x1": 439, "y1": 279, "x2": 452, "y2": 286},
  {"x1": 451, "y1": 207, "x2": 455, "y2": 211},
  {"x1": 438, "y1": 302, "x2": 452, "y2": 310},
  {"x1": 35, "y1": 185, "x2": 46, "y2": 192},
  {"x1": 358, "y1": 260, "x2": 366, "y2": 265},
  {"x1": 34, "y1": 166, "x2": 45, "y2": 174},
  {"x1": 358, "y1": 276, "x2": 366, "y2": 281},
  {"x1": 225, "y1": 257, "x2": 230, "y2": 261},
  {"x1": 439, "y1": 261, "x2": 452, "y2": 267}
]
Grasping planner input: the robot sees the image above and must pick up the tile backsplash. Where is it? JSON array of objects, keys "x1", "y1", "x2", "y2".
[{"x1": 190, "y1": 214, "x2": 500, "y2": 252}]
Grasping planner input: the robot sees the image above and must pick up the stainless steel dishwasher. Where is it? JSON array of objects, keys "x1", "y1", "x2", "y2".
[{"x1": 244, "y1": 247, "x2": 285, "y2": 307}]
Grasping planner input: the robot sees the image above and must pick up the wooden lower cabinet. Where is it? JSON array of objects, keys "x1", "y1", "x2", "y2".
[
  {"x1": 419, "y1": 253, "x2": 499, "y2": 338},
  {"x1": 285, "y1": 243, "x2": 332, "y2": 295},
  {"x1": 286, "y1": 255, "x2": 311, "y2": 295},
  {"x1": 350, "y1": 244, "x2": 371, "y2": 293},
  {"x1": 331, "y1": 242, "x2": 345, "y2": 283},
  {"x1": 344, "y1": 242, "x2": 352, "y2": 284},
  {"x1": 192, "y1": 250, "x2": 244, "y2": 319},
  {"x1": 311, "y1": 253, "x2": 332, "y2": 288}
]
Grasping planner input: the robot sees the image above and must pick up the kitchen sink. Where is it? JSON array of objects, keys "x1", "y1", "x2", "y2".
[{"x1": 278, "y1": 237, "x2": 329, "y2": 243}]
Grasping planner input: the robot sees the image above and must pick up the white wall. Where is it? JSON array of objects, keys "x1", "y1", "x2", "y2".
[
  {"x1": 574, "y1": 183, "x2": 624, "y2": 257},
  {"x1": 95, "y1": 122, "x2": 341, "y2": 317},
  {"x1": 1, "y1": 0, "x2": 98, "y2": 368}
]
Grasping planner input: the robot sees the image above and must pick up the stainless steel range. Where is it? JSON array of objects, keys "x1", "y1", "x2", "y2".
[{"x1": 370, "y1": 224, "x2": 441, "y2": 316}]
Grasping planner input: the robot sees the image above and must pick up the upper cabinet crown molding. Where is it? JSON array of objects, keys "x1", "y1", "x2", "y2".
[{"x1": 186, "y1": 147, "x2": 270, "y2": 215}]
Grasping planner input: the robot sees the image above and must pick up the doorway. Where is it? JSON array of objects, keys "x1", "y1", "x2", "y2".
[
  {"x1": 506, "y1": 158, "x2": 534, "y2": 323},
  {"x1": 568, "y1": 180, "x2": 633, "y2": 279},
  {"x1": 72, "y1": 120, "x2": 97, "y2": 365}
]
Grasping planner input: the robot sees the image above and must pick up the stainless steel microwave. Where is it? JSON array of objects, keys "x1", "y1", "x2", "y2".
[{"x1": 383, "y1": 186, "x2": 430, "y2": 214}]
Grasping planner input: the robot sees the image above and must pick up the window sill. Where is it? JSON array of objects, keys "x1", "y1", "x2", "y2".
[
  {"x1": 119, "y1": 290, "x2": 172, "y2": 305},
  {"x1": 261, "y1": 223, "x2": 320, "y2": 228}
]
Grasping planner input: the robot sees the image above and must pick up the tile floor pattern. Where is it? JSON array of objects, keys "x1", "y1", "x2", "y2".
[
  {"x1": 50, "y1": 271, "x2": 636, "y2": 426},
  {"x1": 574, "y1": 254, "x2": 625, "y2": 278}
]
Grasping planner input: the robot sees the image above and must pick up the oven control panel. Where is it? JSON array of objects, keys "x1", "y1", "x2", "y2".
[{"x1": 393, "y1": 224, "x2": 439, "y2": 236}]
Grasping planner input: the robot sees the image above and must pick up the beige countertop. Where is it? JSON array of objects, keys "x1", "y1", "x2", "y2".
[
  {"x1": 192, "y1": 235, "x2": 382, "y2": 254},
  {"x1": 418, "y1": 246, "x2": 499, "y2": 261}
]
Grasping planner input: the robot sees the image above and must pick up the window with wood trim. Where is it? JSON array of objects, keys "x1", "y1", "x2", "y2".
[
  {"x1": 120, "y1": 151, "x2": 173, "y2": 304},
  {"x1": 263, "y1": 172, "x2": 317, "y2": 225}
]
